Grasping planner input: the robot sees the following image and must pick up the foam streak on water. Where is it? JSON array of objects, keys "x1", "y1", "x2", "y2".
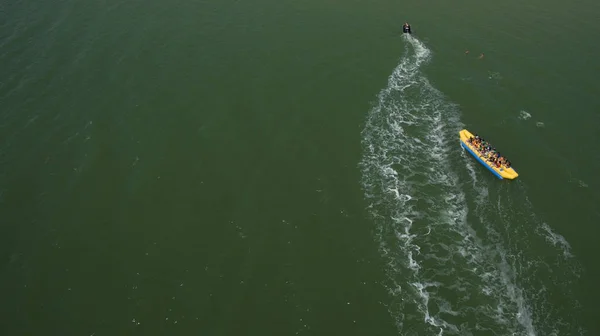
[{"x1": 360, "y1": 36, "x2": 583, "y2": 335}]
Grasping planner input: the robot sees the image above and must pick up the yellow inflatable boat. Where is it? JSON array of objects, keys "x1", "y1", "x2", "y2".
[{"x1": 459, "y1": 129, "x2": 518, "y2": 180}]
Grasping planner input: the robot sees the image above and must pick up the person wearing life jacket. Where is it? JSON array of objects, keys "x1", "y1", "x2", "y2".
[{"x1": 403, "y1": 22, "x2": 412, "y2": 34}]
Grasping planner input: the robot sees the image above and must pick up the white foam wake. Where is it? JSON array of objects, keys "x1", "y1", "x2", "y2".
[{"x1": 360, "y1": 35, "x2": 582, "y2": 335}]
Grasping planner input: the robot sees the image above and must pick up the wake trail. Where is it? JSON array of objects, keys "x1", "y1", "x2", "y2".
[{"x1": 360, "y1": 35, "x2": 583, "y2": 335}]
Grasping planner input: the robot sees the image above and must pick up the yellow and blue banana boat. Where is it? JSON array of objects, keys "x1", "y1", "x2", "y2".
[{"x1": 459, "y1": 129, "x2": 518, "y2": 180}]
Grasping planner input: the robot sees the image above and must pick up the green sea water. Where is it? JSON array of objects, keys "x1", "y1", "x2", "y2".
[{"x1": 2, "y1": 0, "x2": 599, "y2": 335}]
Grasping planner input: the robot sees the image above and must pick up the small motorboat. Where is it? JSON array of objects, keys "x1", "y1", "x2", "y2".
[{"x1": 402, "y1": 22, "x2": 412, "y2": 34}]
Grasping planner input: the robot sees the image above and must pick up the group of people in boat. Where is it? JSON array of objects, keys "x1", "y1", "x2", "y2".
[{"x1": 467, "y1": 135, "x2": 512, "y2": 169}]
